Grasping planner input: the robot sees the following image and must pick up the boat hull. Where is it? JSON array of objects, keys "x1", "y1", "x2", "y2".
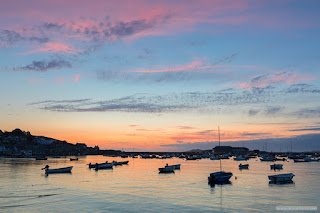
[
  {"x1": 45, "y1": 166, "x2": 73, "y2": 174},
  {"x1": 95, "y1": 163, "x2": 113, "y2": 170},
  {"x1": 270, "y1": 164, "x2": 283, "y2": 170},
  {"x1": 169, "y1": 164, "x2": 180, "y2": 170},
  {"x1": 159, "y1": 166, "x2": 175, "y2": 173},
  {"x1": 268, "y1": 173, "x2": 295, "y2": 183},
  {"x1": 208, "y1": 171, "x2": 233, "y2": 184},
  {"x1": 239, "y1": 164, "x2": 249, "y2": 169}
]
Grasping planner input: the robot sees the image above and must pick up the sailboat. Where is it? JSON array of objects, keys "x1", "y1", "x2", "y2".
[{"x1": 208, "y1": 127, "x2": 233, "y2": 184}]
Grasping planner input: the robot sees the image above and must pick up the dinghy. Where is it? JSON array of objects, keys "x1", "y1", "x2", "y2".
[
  {"x1": 43, "y1": 165, "x2": 73, "y2": 174},
  {"x1": 270, "y1": 164, "x2": 283, "y2": 170},
  {"x1": 268, "y1": 173, "x2": 295, "y2": 183},
  {"x1": 239, "y1": 163, "x2": 249, "y2": 169},
  {"x1": 159, "y1": 165, "x2": 175, "y2": 173}
]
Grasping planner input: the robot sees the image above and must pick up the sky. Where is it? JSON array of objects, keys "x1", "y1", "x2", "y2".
[{"x1": 1, "y1": 0, "x2": 320, "y2": 152}]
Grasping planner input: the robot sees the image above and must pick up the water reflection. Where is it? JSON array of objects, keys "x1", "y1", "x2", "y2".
[
  {"x1": 208, "y1": 181, "x2": 232, "y2": 188},
  {"x1": 0, "y1": 156, "x2": 319, "y2": 212},
  {"x1": 268, "y1": 180, "x2": 294, "y2": 185}
]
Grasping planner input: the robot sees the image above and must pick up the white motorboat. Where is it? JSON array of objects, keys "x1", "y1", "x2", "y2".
[
  {"x1": 43, "y1": 165, "x2": 73, "y2": 174},
  {"x1": 268, "y1": 173, "x2": 295, "y2": 183},
  {"x1": 270, "y1": 164, "x2": 283, "y2": 170}
]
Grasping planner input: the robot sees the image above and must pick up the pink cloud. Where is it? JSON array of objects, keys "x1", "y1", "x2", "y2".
[
  {"x1": 239, "y1": 72, "x2": 317, "y2": 89},
  {"x1": 23, "y1": 42, "x2": 79, "y2": 55},
  {"x1": 73, "y1": 74, "x2": 81, "y2": 82},
  {"x1": 130, "y1": 60, "x2": 206, "y2": 73}
]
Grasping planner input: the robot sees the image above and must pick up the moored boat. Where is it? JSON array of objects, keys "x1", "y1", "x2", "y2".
[
  {"x1": 159, "y1": 165, "x2": 175, "y2": 173},
  {"x1": 268, "y1": 173, "x2": 295, "y2": 183},
  {"x1": 94, "y1": 162, "x2": 113, "y2": 170},
  {"x1": 70, "y1": 158, "x2": 78, "y2": 161},
  {"x1": 270, "y1": 164, "x2": 283, "y2": 170},
  {"x1": 43, "y1": 165, "x2": 73, "y2": 174},
  {"x1": 208, "y1": 127, "x2": 233, "y2": 185},
  {"x1": 88, "y1": 161, "x2": 109, "y2": 169},
  {"x1": 208, "y1": 171, "x2": 233, "y2": 184},
  {"x1": 238, "y1": 163, "x2": 249, "y2": 169}
]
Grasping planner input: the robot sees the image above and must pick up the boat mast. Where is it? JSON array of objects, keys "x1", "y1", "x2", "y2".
[{"x1": 219, "y1": 126, "x2": 222, "y2": 171}]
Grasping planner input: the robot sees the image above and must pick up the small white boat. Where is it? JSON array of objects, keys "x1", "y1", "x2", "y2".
[
  {"x1": 159, "y1": 165, "x2": 175, "y2": 173},
  {"x1": 44, "y1": 165, "x2": 73, "y2": 174},
  {"x1": 239, "y1": 164, "x2": 249, "y2": 169},
  {"x1": 268, "y1": 173, "x2": 295, "y2": 183},
  {"x1": 270, "y1": 164, "x2": 283, "y2": 170}
]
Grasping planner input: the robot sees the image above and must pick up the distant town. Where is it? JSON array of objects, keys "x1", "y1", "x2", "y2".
[{"x1": 0, "y1": 129, "x2": 318, "y2": 159}]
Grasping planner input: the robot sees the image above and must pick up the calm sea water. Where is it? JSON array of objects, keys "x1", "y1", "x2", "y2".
[{"x1": 0, "y1": 156, "x2": 319, "y2": 212}]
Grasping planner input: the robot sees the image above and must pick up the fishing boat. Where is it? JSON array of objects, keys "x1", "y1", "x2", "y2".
[
  {"x1": 238, "y1": 163, "x2": 249, "y2": 169},
  {"x1": 43, "y1": 165, "x2": 73, "y2": 174},
  {"x1": 270, "y1": 164, "x2": 283, "y2": 170},
  {"x1": 159, "y1": 165, "x2": 175, "y2": 173},
  {"x1": 70, "y1": 158, "x2": 78, "y2": 161},
  {"x1": 208, "y1": 127, "x2": 233, "y2": 184},
  {"x1": 94, "y1": 162, "x2": 113, "y2": 170},
  {"x1": 268, "y1": 173, "x2": 295, "y2": 183}
]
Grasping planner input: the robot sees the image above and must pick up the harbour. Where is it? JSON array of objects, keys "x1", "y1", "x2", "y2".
[{"x1": 0, "y1": 156, "x2": 319, "y2": 212}]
